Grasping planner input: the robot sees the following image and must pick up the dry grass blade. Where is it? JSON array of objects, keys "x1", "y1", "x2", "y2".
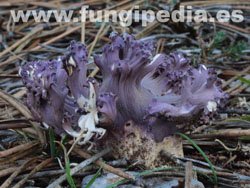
[{"x1": 0, "y1": 89, "x2": 45, "y2": 145}]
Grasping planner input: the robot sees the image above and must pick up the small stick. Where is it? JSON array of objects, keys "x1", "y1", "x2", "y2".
[
  {"x1": 12, "y1": 158, "x2": 53, "y2": 188},
  {"x1": 226, "y1": 82, "x2": 242, "y2": 93},
  {"x1": 0, "y1": 74, "x2": 20, "y2": 78},
  {"x1": 0, "y1": 123, "x2": 30, "y2": 130},
  {"x1": 0, "y1": 141, "x2": 38, "y2": 158},
  {"x1": 0, "y1": 89, "x2": 45, "y2": 145},
  {"x1": 185, "y1": 162, "x2": 193, "y2": 188},
  {"x1": 86, "y1": 33, "x2": 111, "y2": 42},
  {"x1": 73, "y1": 146, "x2": 135, "y2": 180},
  {"x1": 218, "y1": 109, "x2": 250, "y2": 115},
  {"x1": 0, "y1": 26, "x2": 43, "y2": 58},
  {"x1": 15, "y1": 167, "x2": 93, "y2": 180},
  {"x1": 0, "y1": 167, "x2": 17, "y2": 178},
  {"x1": 189, "y1": 129, "x2": 250, "y2": 139},
  {"x1": 88, "y1": 22, "x2": 106, "y2": 59},
  {"x1": 222, "y1": 65, "x2": 250, "y2": 89},
  {"x1": 223, "y1": 155, "x2": 237, "y2": 168},
  {"x1": 162, "y1": 151, "x2": 223, "y2": 171},
  {"x1": 215, "y1": 21, "x2": 250, "y2": 34},
  {"x1": 0, "y1": 147, "x2": 37, "y2": 168},
  {"x1": 0, "y1": 158, "x2": 36, "y2": 188},
  {"x1": 88, "y1": 22, "x2": 106, "y2": 78},
  {"x1": 0, "y1": 24, "x2": 81, "y2": 68},
  {"x1": 81, "y1": 22, "x2": 86, "y2": 44},
  {"x1": 46, "y1": 148, "x2": 111, "y2": 188},
  {"x1": 231, "y1": 84, "x2": 250, "y2": 94}
]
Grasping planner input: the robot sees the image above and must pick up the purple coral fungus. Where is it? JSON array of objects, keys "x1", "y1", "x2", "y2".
[{"x1": 20, "y1": 33, "x2": 227, "y2": 168}]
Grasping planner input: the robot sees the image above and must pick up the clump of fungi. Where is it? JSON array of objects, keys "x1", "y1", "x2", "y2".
[{"x1": 20, "y1": 33, "x2": 227, "y2": 168}]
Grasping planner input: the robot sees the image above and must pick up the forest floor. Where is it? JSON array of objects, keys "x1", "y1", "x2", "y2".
[{"x1": 0, "y1": 0, "x2": 250, "y2": 187}]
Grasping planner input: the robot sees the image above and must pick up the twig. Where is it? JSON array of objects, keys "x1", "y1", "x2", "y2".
[
  {"x1": 0, "y1": 24, "x2": 82, "y2": 68},
  {"x1": 185, "y1": 162, "x2": 193, "y2": 188},
  {"x1": 46, "y1": 148, "x2": 111, "y2": 188},
  {"x1": 189, "y1": 129, "x2": 250, "y2": 139},
  {"x1": 218, "y1": 109, "x2": 250, "y2": 115},
  {"x1": 88, "y1": 22, "x2": 106, "y2": 78},
  {"x1": 15, "y1": 167, "x2": 93, "y2": 180},
  {"x1": 0, "y1": 26, "x2": 43, "y2": 58},
  {"x1": 223, "y1": 155, "x2": 237, "y2": 168},
  {"x1": 231, "y1": 84, "x2": 250, "y2": 94},
  {"x1": 0, "y1": 123, "x2": 30, "y2": 130},
  {"x1": 0, "y1": 167, "x2": 17, "y2": 178},
  {"x1": 0, "y1": 158, "x2": 36, "y2": 188},
  {"x1": 0, "y1": 89, "x2": 45, "y2": 145},
  {"x1": 0, "y1": 147, "x2": 37, "y2": 167},
  {"x1": 81, "y1": 22, "x2": 85, "y2": 44},
  {"x1": 162, "y1": 151, "x2": 224, "y2": 171},
  {"x1": 12, "y1": 158, "x2": 53, "y2": 188},
  {"x1": 73, "y1": 146, "x2": 135, "y2": 180},
  {"x1": 0, "y1": 141, "x2": 39, "y2": 158},
  {"x1": 0, "y1": 74, "x2": 20, "y2": 78},
  {"x1": 222, "y1": 65, "x2": 250, "y2": 89}
]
